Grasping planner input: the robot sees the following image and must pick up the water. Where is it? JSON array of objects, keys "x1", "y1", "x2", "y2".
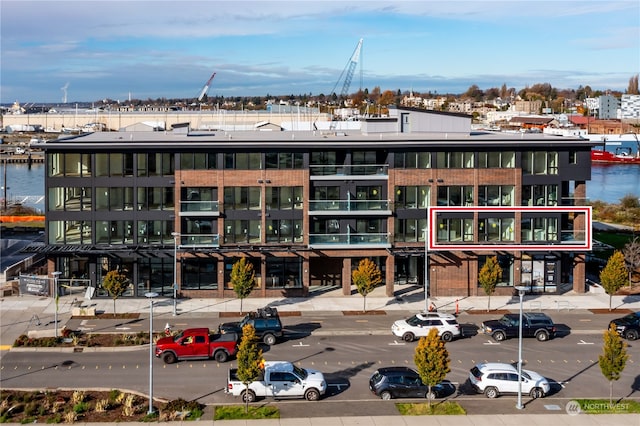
[
  {"x1": 1, "y1": 163, "x2": 45, "y2": 213},
  {"x1": 2, "y1": 161, "x2": 639, "y2": 209}
]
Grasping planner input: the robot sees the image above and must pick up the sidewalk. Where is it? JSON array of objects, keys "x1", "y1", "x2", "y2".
[{"x1": 2, "y1": 286, "x2": 640, "y2": 347}]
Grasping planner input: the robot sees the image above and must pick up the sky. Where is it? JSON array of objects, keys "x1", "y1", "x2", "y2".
[{"x1": 1, "y1": 0, "x2": 639, "y2": 104}]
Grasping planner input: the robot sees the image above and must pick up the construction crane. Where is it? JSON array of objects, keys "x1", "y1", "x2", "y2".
[
  {"x1": 197, "y1": 72, "x2": 216, "y2": 102},
  {"x1": 328, "y1": 39, "x2": 363, "y2": 130},
  {"x1": 337, "y1": 38, "x2": 363, "y2": 102}
]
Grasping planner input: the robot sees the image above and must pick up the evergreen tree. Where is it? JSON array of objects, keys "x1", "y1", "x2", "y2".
[
  {"x1": 414, "y1": 328, "x2": 451, "y2": 408},
  {"x1": 230, "y1": 257, "x2": 256, "y2": 313},
  {"x1": 598, "y1": 324, "x2": 629, "y2": 405},
  {"x1": 600, "y1": 251, "x2": 628, "y2": 311},
  {"x1": 478, "y1": 256, "x2": 502, "y2": 312},
  {"x1": 102, "y1": 270, "x2": 129, "y2": 314},
  {"x1": 236, "y1": 324, "x2": 263, "y2": 412},
  {"x1": 352, "y1": 258, "x2": 383, "y2": 312}
]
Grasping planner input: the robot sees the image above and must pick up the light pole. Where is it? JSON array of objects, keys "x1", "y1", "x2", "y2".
[
  {"x1": 52, "y1": 271, "x2": 62, "y2": 338},
  {"x1": 171, "y1": 232, "x2": 179, "y2": 316},
  {"x1": 424, "y1": 227, "x2": 430, "y2": 313},
  {"x1": 515, "y1": 286, "x2": 526, "y2": 410},
  {"x1": 145, "y1": 291, "x2": 158, "y2": 415}
]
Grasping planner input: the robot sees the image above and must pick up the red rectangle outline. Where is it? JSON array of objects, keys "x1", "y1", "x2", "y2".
[{"x1": 427, "y1": 206, "x2": 592, "y2": 251}]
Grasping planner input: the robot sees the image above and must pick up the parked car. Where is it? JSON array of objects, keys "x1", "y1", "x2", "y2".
[
  {"x1": 154, "y1": 328, "x2": 238, "y2": 364},
  {"x1": 609, "y1": 311, "x2": 640, "y2": 341},
  {"x1": 391, "y1": 312, "x2": 461, "y2": 342},
  {"x1": 226, "y1": 361, "x2": 326, "y2": 402},
  {"x1": 369, "y1": 366, "x2": 454, "y2": 400},
  {"x1": 480, "y1": 312, "x2": 556, "y2": 342},
  {"x1": 469, "y1": 362, "x2": 550, "y2": 399},
  {"x1": 218, "y1": 306, "x2": 283, "y2": 345}
]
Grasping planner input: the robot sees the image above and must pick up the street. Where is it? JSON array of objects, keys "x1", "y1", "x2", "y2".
[{"x1": 1, "y1": 313, "x2": 638, "y2": 410}]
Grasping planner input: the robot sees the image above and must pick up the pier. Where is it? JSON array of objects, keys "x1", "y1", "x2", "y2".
[{"x1": 0, "y1": 153, "x2": 45, "y2": 164}]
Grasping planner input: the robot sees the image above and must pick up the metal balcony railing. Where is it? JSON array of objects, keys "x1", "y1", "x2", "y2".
[
  {"x1": 308, "y1": 199, "x2": 390, "y2": 213},
  {"x1": 179, "y1": 201, "x2": 220, "y2": 215},
  {"x1": 178, "y1": 233, "x2": 220, "y2": 247},
  {"x1": 308, "y1": 232, "x2": 390, "y2": 247},
  {"x1": 309, "y1": 164, "x2": 389, "y2": 179}
]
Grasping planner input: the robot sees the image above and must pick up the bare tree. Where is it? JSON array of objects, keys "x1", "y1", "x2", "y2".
[{"x1": 622, "y1": 237, "x2": 640, "y2": 289}]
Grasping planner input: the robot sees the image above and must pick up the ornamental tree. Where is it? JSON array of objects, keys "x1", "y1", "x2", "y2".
[
  {"x1": 352, "y1": 258, "x2": 383, "y2": 312},
  {"x1": 236, "y1": 323, "x2": 263, "y2": 413},
  {"x1": 479, "y1": 256, "x2": 503, "y2": 312},
  {"x1": 600, "y1": 251, "x2": 628, "y2": 311},
  {"x1": 230, "y1": 257, "x2": 256, "y2": 313},
  {"x1": 598, "y1": 324, "x2": 629, "y2": 405},
  {"x1": 414, "y1": 327, "x2": 451, "y2": 408},
  {"x1": 102, "y1": 270, "x2": 129, "y2": 314}
]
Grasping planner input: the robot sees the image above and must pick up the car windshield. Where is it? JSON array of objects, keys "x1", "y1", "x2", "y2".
[
  {"x1": 406, "y1": 315, "x2": 421, "y2": 326},
  {"x1": 172, "y1": 331, "x2": 185, "y2": 342},
  {"x1": 293, "y1": 364, "x2": 308, "y2": 379},
  {"x1": 499, "y1": 316, "x2": 516, "y2": 326}
]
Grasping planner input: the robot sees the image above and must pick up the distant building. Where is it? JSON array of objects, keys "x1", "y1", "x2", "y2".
[{"x1": 598, "y1": 95, "x2": 619, "y2": 120}]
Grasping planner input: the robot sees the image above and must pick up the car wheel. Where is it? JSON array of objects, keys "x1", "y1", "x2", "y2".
[
  {"x1": 213, "y1": 350, "x2": 228, "y2": 363},
  {"x1": 304, "y1": 388, "x2": 320, "y2": 401},
  {"x1": 263, "y1": 334, "x2": 277, "y2": 346},
  {"x1": 625, "y1": 329, "x2": 639, "y2": 341},
  {"x1": 536, "y1": 330, "x2": 549, "y2": 342},
  {"x1": 162, "y1": 352, "x2": 177, "y2": 364},
  {"x1": 493, "y1": 331, "x2": 506, "y2": 341},
  {"x1": 529, "y1": 387, "x2": 544, "y2": 399},
  {"x1": 241, "y1": 390, "x2": 256, "y2": 403},
  {"x1": 380, "y1": 391, "x2": 392, "y2": 400},
  {"x1": 484, "y1": 387, "x2": 499, "y2": 399},
  {"x1": 425, "y1": 390, "x2": 437, "y2": 400},
  {"x1": 402, "y1": 332, "x2": 415, "y2": 342},
  {"x1": 441, "y1": 332, "x2": 453, "y2": 342}
]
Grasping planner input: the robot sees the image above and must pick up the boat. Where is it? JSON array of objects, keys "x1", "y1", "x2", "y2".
[{"x1": 589, "y1": 133, "x2": 640, "y2": 164}]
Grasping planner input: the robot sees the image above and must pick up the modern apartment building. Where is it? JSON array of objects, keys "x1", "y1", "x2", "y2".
[{"x1": 30, "y1": 107, "x2": 595, "y2": 300}]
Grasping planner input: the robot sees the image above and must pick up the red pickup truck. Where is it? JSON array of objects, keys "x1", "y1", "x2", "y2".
[{"x1": 154, "y1": 328, "x2": 239, "y2": 364}]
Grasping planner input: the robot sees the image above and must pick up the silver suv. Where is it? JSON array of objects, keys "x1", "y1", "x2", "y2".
[
  {"x1": 391, "y1": 312, "x2": 461, "y2": 342},
  {"x1": 469, "y1": 362, "x2": 550, "y2": 399}
]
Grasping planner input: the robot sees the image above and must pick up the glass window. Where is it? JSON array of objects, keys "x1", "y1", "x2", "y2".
[
  {"x1": 224, "y1": 187, "x2": 261, "y2": 210},
  {"x1": 437, "y1": 151, "x2": 474, "y2": 168},
  {"x1": 182, "y1": 258, "x2": 218, "y2": 290},
  {"x1": 224, "y1": 220, "x2": 262, "y2": 243},
  {"x1": 521, "y1": 217, "x2": 558, "y2": 242},
  {"x1": 523, "y1": 151, "x2": 558, "y2": 175},
  {"x1": 479, "y1": 186, "x2": 514, "y2": 206},
  {"x1": 266, "y1": 219, "x2": 303, "y2": 243},
  {"x1": 265, "y1": 257, "x2": 302, "y2": 288},
  {"x1": 478, "y1": 217, "x2": 515, "y2": 242},
  {"x1": 479, "y1": 151, "x2": 515, "y2": 168},
  {"x1": 437, "y1": 186, "x2": 473, "y2": 206}
]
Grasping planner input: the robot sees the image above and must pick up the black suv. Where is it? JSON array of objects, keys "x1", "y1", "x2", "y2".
[
  {"x1": 609, "y1": 311, "x2": 640, "y2": 341},
  {"x1": 368, "y1": 366, "x2": 454, "y2": 400},
  {"x1": 218, "y1": 307, "x2": 283, "y2": 345},
  {"x1": 481, "y1": 312, "x2": 556, "y2": 342}
]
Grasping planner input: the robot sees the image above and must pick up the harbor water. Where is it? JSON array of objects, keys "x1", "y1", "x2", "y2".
[{"x1": 1, "y1": 162, "x2": 639, "y2": 211}]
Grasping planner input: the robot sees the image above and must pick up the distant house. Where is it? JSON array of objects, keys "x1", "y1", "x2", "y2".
[{"x1": 508, "y1": 116, "x2": 556, "y2": 131}]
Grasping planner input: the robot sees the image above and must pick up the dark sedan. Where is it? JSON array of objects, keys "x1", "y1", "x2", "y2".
[
  {"x1": 610, "y1": 312, "x2": 640, "y2": 340},
  {"x1": 369, "y1": 366, "x2": 454, "y2": 400}
]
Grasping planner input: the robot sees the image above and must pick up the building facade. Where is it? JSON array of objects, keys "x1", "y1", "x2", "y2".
[{"x1": 30, "y1": 107, "x2": 594, "y2": 300}]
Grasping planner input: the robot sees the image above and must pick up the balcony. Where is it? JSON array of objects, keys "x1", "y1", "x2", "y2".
[
  {"x1": 309, "y1": 164, "x2": 389, "y2": 180},
  {"x1": 178, "y1": 233, "x2": 220, "y2": 248},
  {"x1": 179, "y1": 201, "x2": 220, "y2": 216},
  {"x1": 309, "y1": 232, "x2": 390, "y2": 249},
  {"x1": 308, "y1": 199, "x2": 391, "y2": 215}
]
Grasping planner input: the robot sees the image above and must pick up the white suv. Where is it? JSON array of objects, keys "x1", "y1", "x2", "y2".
[
  {"x1": 391, "y1": 312, "x2": 461, "y2": 342},
  {"x1": 469, "y1": 362, "x2": 550, "y2": 399}
]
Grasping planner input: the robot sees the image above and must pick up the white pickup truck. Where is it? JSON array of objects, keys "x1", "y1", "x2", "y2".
[{"x1": 226, "y1": 361, "x2": 327, "y2": 402}]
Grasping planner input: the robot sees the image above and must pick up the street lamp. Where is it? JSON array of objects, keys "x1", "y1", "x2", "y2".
[
  {"x1": 171, "y1": 232, "x2": 179, "y2": 316},
  {"x1": 515, "y1": 286, "x2": 526, "y2": 410},
  {"x1": 52, "y1": 271, "x2": 62, "y2": 338},
  {"x1": 424, "y1": 227, "x2": 430, "y2": 313},
  {"x1": 145, "y1": 291, "x2": 159, "y2": 415}
]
